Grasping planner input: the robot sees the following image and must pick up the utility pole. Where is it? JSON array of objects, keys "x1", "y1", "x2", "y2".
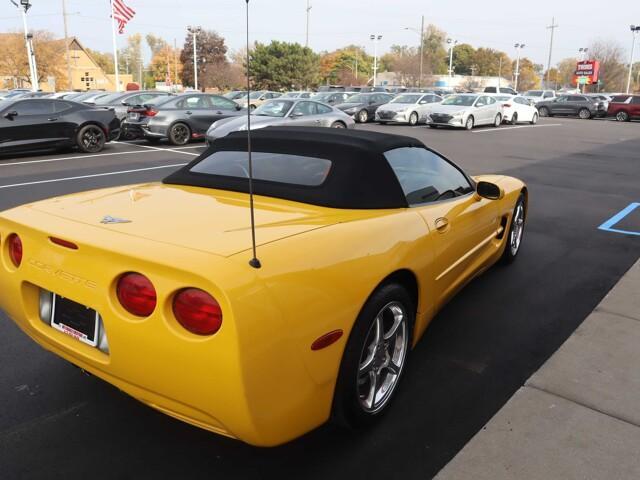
[
  {"x1": 305, "y1": 0, "x2": 311, "y2": 48},
  {"x1": 61, "y1": 0, "x2": 72, "y2": 90},
  {"x1": 11, "y1": 0, "x2": 39, "y2": 91},
  {"x1": 545, "y1": 17, "x2": 558, "y2": 88},
  {"x1": 627, "y1": 25, "x2": 640, "y2": 94}
]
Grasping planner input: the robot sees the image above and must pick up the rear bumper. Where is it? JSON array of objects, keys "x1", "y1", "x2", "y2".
[{"x1": 0, "y1": 206, "x2": 335, "y2": 446}]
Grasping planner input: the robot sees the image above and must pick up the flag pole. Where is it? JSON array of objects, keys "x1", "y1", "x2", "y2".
[{"x1": 109, "y1": 0, "x2": 121, "y2": 91}]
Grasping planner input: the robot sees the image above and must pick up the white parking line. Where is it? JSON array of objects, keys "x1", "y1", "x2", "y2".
[
  {"x1": 0, "y1": 144, "x2": 201, "y2": 168},
  {"x1": 112, "y1": 141, "x2": 201, "y2": 156},
  {"x1": 471, "y1": 124, "x2": 562, "y2": 133},
  {"x1": 0, "y1": 163, "x2": 188, "y2": 190}
]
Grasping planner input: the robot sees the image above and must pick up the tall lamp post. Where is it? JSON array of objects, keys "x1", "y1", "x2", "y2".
[
  {"x1": 627, "y1": 25, "x2": 640, "y2": 94},
  {"x1": 187, "y1": 25, "x2": 202, "y2": 90},
  {"x1": 11, "y1": 0, "x2": 39, "y2": 91},
  {"x1": 447, "y1": 38, "x2": 458, "y2": 78},
  {"x1": 513, "y1": 43, "x2": 525, "y2": 91},
  {"x1": 403, "y1": 15, "x2": 425, "y2": 87},
  {"x1": 370, "y1": 34, "x2": 382, "y2": 86}
]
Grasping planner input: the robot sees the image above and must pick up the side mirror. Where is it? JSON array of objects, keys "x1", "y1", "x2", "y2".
[
  {"x1": 289, "y1": 112, "x2": 303, "y2": 118},
  {"x1": 4, "y1": 110, "x2": 18, "y2": 120},
  {"x1": 235, "y1": 104, "x2": 242, "y2": 111},
  {"x1": 476, "y1": 181, "x2": 504, "y2": 200},
  {"x1": 121, "y1": 101, "x2": 130, "y2": 106},
  {"x1": 419, "y1": 100, "x2": 428, "y2": 104}
]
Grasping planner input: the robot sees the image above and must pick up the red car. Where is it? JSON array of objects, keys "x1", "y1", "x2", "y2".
[{"x1": 607, "y1": 94, "x2": 640, "y2": 121}]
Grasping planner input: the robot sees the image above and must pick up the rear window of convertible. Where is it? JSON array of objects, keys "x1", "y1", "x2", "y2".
[{"x1": 189, "y1": 151, "x2": 332, "y2": 187}]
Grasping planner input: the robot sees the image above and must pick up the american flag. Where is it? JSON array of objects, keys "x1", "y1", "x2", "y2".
[{"x1": 111, "y1": 0, "x2": 136, "y2": 34}]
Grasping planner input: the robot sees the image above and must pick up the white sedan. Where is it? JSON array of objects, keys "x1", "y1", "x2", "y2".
[
  {"x1": 426, "y1": 94, "x2": 503, "y2": 130},
  {"x1": 493, "y1": 95, "x2": 539, "y2": 125},
  {"x1": 375, "y1": 93, "x2": 443, "y2": 125}
]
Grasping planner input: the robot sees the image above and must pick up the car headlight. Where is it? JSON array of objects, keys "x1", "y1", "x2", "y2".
[{"x1": 452, "y1": 111, "x2": 464, "y2": 118}]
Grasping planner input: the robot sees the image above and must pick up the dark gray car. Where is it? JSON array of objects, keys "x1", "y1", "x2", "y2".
[
  {"x1": 335, "y1": 92, "x2": 395, "y2": 123},
  {"x1": 122, "y1": 93, "x2": 244, "y2": 145},
  {"x1": 536, "y1": 94, "x2": 606, "y2": 119}
]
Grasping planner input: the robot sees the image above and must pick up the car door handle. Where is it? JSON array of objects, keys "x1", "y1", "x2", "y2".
[
  {"x1": 314, "y1": 119, "x2": 321, "y2": 123},
  {"x1": 185, "y1": 111, "x2": 193, "y2": 115},
  {"x1": 47, "y1": 117, "x2": 58, "y2": 121},
  {"x1": 435, "y1": 217, "x2": 450, "y2": 232}
]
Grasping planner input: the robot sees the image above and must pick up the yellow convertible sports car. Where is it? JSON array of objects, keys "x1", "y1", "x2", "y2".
[{"x1": 0, "y1": 128, "x2": 527, "y2": 446}]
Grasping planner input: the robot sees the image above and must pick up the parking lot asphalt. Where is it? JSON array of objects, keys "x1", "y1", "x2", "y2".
[{"x1": 1, "y1": 118, "x2": 639, "y2": 479}]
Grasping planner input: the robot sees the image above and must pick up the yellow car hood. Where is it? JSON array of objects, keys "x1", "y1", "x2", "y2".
[{"x1": 27, "y1": 183, "x2": 357, "y2": 257}]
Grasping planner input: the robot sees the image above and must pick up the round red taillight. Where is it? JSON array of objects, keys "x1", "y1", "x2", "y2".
[
  {"x1": 8, "y1": 234, "x2": 23, "y2": 267},
  {"x1": 116, "y1": 273, "x2": 157, "y2": 317},
  {"x1": 173, "y1": 288, "x2": 222, "y2": 336}
]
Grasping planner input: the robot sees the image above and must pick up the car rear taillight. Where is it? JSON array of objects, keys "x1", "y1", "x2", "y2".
[
  {"x1": 8, "y1": 234, "x2": 22, "y2": 267},
  {"x1": 146, "y1": 108, "x2": 159, "y2": 117},
  {"x1": 116, "y1": 273, "x2": 157, "y2": 317},
  {"x1": 173, "y1": 288, "x2": 222, "y2": 336}
]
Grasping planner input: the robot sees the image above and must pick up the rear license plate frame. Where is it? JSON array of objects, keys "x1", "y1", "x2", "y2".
[{"x1": 51, "y1": 295, "x2": 99, "y2": 347}]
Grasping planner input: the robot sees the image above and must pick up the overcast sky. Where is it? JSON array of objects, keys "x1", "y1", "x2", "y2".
[{"x1": 1, "y1": 0, "x2": 638, "y2": 67}]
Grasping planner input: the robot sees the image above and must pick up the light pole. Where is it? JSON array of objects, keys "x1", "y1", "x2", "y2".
[
  {"x1": 11, "y1": 0, "x2": 39, "y2": 91},
  {"x1": 370, "y1": 34, "x2": 382, "y2": 86},
  {"x1": 187, "y1": 25, "x2": 202, "y2": 90},
  {"x1": 545, "y1": 17, "x2": 559, "y2": 88},
  {"x1": 305, "y1": 0, "x2": 311, "y2": 48},
  {"x1": 626, "y1": 25, "x2": 640, "y2": 94},
  {"x1": 514, "y1": 43, "x2": 525, "y2": 91},
  {"x1": 404, "y1": 15, "x2": 425, "y2": 87},
  {"x1": 447, "y1": 38, "x2": 457, "y2": 78}
]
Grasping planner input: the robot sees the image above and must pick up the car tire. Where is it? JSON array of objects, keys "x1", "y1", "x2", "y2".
[
  {"x1": 357, "y1": 110, "x2": 369, "y2": 123},
  {"x1": 76, "y1": 124, "x2": 106, "y2": 153},
  {"x1": 331, "y1": 121, "x2": 346, "y2": 128},
  {"x1": 168, "y1": 122, "x2": 191, "y2": 146},
  {"x1": 510, "y1": 113, "x2": 518, "y2": 125},
  {"x1": 538, "y1": 107, "x2": 550, "y2": 117},
  {"x1": 616, "y1": 111, "x2": 630, "y2": 122},
  {"x1": 408, "y1": 112, "x2": 418, "y2": 126},
  {"x1": 494, "y1": 114, "x2": 502, "y2": 127},
  {"x1": 530, "y1": 113, "x2": 538, "y2": 125},
  {"x1": 501, "y1": 193, "x2": 526, "y2": 264},
  {"x1": 578, "y1": 108, "x2": 591, "y2": 120},
  {"x1": 332, "y1": 283, "x2": 414, "y2": 428},
  {"x1": 465, "y1": 116, "x2": 474, "y2": 130}
]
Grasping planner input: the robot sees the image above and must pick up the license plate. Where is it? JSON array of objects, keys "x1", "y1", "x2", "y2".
[
  {"x1": 51, "y1": 295, "x2": 99, "y2": 347},
  {"x1": 128, "y1": 112, "x2": 139, "y2": 121}
]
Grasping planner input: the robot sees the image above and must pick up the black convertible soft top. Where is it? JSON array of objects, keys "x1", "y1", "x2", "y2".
[{"x1": 163, "y1": 127, "x2": 425, "y2": 209}]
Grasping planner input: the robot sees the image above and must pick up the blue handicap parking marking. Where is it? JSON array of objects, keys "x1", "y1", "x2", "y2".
[{"x1": 598, "y1": 203, "x2": 640, "y2": 236}]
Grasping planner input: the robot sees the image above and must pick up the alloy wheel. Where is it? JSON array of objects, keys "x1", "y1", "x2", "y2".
[
  {"x1": 357, "y1": 301, "x2": 409, "y2": 414},
  {"x1": 539, "y1": 107, "x2": 549, "y2": 117},
  {"x1": 81, "y1": 127, "x2": 104, "y2": 152},
  {"x1": 578, "y1": 108, "x2": 591, "y2": 119},
  {"x1": 358, "y1": 110, "x2": 369, "y2": 123},
  {"x1": 616, "y1": 111, "x2": 629, "y2": 122},
  {"x1": 171, "y1": 124, "x2": 190, "y2": 145},
  {"x1": 510, "y1": 203, "x2": 525, "y2": 256}
]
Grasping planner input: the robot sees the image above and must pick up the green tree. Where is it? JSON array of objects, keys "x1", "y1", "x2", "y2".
[
  {"x1": 180, "y1": 30, "x2": 228, "y2": 90},
  {"x1": 86, "y1": 48, "x2": 114, "y2": 74},
  {"x1": 250, "y1": 41, "x2": 320, "y2": 90},
  {"x1": 515, "y1": 58, "x2": 541, "y2": 90},
  {"x1": 118, "y1": 33, "x2": 143, "y2": 84},
  {"x1": 452, "y1": 43, "x2": 476, "y2": 75},
  {"x1": 587, "y1": 39, "x2": 626, "y2": 92},
  {"x1": 146, "y1": 33, "x2": 168, "y2": 57},
  {"x1": 555, "y1": 57, "x2": 579, "y2": 88},
  {"x1": 473, "y1": 48, "x2": 512, "y2": 79},
  {"x1": 422, "y1": 24, "x2": 448, "y2": 75}
]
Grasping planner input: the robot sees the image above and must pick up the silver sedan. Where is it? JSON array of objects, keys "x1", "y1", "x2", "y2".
[{"x1": 206, "y1": 98, "x2": 355, "y2": 141}]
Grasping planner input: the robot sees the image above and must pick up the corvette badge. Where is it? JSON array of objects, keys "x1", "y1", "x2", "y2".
[{"x1": 100, "y1": 215, "x2": 132, "y2": 224}]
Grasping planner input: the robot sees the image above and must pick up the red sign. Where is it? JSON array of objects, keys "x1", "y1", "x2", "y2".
[{"x1": 573, "y1": 60, "x2": 600, "y2": 85}]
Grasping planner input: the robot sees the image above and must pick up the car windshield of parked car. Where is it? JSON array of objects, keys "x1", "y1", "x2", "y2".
[
  {"x1": 190, "y1": 150, "x2": 332, "y2": 187},
  {"x1": 441, "y1": 95, "x2": 477, "y2": 106},
  {"x1": 525, "y1": 90, "x2": 543, "y2": 97},
  {"x1": 385, "y1": 147, "x2": 473, "y2": 205},
  {"x1": 494, "y1": 95, "x2": 513, "y2": 102},
  {"x1": 343, "y1": 94, "x2": 369, "y2": 104},
  {"x1": 282, "y1": 92, "x2": 299, "y2": 98},
  {"x1": 248, "y1": 91, "x2": 265, "y2": 99},
  {"x1": 311, "y1": 93, "x2": 330, "y2": 102},
  {"x1": 93, "y1": 92, "x2": 127, "y2": 105},
  {"x1": 253, "y1": 100, "x2": 294, "y2": 117},
  {"x1": 391, "y1": 94, "x2": 422, "y2": 104}
]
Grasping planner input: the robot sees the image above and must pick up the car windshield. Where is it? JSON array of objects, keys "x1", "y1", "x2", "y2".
[
  {"x1": 525, "y1": 91, "x2": 543, "y2": 97},
  {"x1": 93, "y1": 92, "x2": 127, "y2": 105},
  {"x1": 391, "y1": 94, "x2": 422, "y2": 104},
  {"x1": 311, "y1": 93, "x2": 330, "y2": 101},
  {"x1": 441, "y1": 95, "x2": 477, "y2": 106},
  {"x1": 282, "y1": 92, "x2": 299, "y2": 98},
  {"x1": 253, "y1": 100, "x2": 293, "y2": 117},
  {"x1": 494, "y1": 95, "x2": 512, "y2": 101},
  {"x1": 343, "y1": 94, "x2": 369, "y2": 104},
  {"x1": 248, "y1": 91, "x2": 264, "y2": 99}
]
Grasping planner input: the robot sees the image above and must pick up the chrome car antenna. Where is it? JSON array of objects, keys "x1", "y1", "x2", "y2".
[{"x1": 245, "y1": 0, "x2": 261, "y2": 269}]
